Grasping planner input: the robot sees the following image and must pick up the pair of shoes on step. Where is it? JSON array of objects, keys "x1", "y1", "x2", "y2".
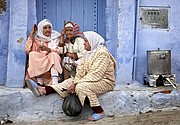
[
  {"x1": 26, "y1": 79, "x2": 41, "y2": 97},
  {"x1": 88, "y1": 113, "x2": 105, "y2": 121}
]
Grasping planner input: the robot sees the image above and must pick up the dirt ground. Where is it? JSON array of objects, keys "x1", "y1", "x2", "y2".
[{"x1": 3, "y1": 110, "x2": 180, "y2": 125}]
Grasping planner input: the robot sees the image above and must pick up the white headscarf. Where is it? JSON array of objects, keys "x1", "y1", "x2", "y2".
[
  {"x1": 35, "y1": 19, "x2": 60, "y2": 43},
  {"x1": 64, "y1": 22, "x2": 73, "y2": 28},
  {"x1": 83, "y1": 31, "x2": 105, "y2": 60}
]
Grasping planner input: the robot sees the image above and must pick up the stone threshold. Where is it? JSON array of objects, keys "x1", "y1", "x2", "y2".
[{"x1": 0, "y1": 82, "x2": 179, "y2": 122}]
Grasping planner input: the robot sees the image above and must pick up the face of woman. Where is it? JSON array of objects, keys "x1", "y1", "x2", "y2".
[
  {"x1": 65, "y1": 27, "x2": 74, "y2": 39},
  {"x1": 43, "y1": 24, "x2": 52, "y2": 37},
  {"x1": 83, "y1": 38, "x2": 91, "y2": 51}
]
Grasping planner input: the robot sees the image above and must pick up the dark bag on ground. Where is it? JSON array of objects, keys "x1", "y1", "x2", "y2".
[{"x1": 62, "y1": 93, "x2": 82, "y2": 116}]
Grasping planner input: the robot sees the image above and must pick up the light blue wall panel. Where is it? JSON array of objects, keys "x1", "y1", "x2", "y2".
[
  {"x1": 43, "y1": 0, "x2": 57, "y2": 30},
  {"x1": 115, "y1": 0, "x2": 135, "y2": 84},
  {"x1": 27, "y1": 0, "x2": 37, "y2": 35},
  {"x1": 36, "y1": 0, "x2": 43, "y2": 23},
  {"x1": 98, "y1": 0, "x2": 106, "y2": 39},
  {"x1": 72, "y1": 0, "x2": 84, "y2": 30},
  {"x1": 56, "y1": 0, "x2": 72, "y2": 31},
  {"x1": 83, "y1": 0, "x2": 94, "y2": 31},
  {"x1": 6, "y1": 0, "x2": 29, "y2": 87},
  {"x1": 105, "y1": 0, "x2": 118, "y2": 58},
  {"x1": 0, "y1": 0, "x2": 9, "y2": 85}
]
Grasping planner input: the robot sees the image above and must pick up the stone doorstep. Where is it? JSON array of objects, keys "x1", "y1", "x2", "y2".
[{"x1": 0, "y1": 84, "x2": 179, "y2": 122}]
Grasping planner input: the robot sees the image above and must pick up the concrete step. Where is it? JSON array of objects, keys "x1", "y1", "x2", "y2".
[{"x1": 0, "y1": 82, "x2": 180, "y2": 123}]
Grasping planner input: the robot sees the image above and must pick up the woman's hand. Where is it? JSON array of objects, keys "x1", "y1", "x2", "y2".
[
  {"x1": 65, "y1": 52, "x2": 72, "y2": 57},
  {"x1": 61, "y1": 28, "x2": 66, "y2": 36},
  {"x1": 66, "y1": 52, "x2": 78, "y2": 60},
  {"x1": 67, "y1": 84, "x2": 76, "y2": 93},
  {"x1": 30, "y1": 24, "x2": 37, "y2": 38},
  {"x1": 59, "y1": 28, "x2": 65, "y2": 46},
  {"x1": 40, "y1": 45, "x2": 51, "y2": 53}
]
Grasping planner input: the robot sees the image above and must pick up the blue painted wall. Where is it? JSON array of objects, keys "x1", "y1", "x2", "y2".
[
  {"x1": 0, "y1": 0, "x2": 180, "y2": 87},
  {"x1": 115, "y1": 0, "x2": 136, "y2": 84},
  {"x1": 0, "y1": 0, "x2": 36, "y2": 87},
  {"x1": 136, "y1": 0, "x2": 180, "y2": 84},
  {"x1": 6, "y1": 0, "x2": 29, "y2": 87},
  {"x1": 0, "y1": 0, "x2": 9, "y2": 85}
]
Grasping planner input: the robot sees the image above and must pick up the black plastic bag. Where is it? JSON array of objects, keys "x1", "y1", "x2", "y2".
[{"x1": 62, "y1": 93, "x2": 82, "y2": 116}]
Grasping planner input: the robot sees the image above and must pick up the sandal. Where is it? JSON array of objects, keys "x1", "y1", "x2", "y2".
[
  {"x1": 26, "y1": 79, "x2": 40, "y2": 97},
  {"x1": 88, "y1": 113, "x2": 105, "y2": 121}
]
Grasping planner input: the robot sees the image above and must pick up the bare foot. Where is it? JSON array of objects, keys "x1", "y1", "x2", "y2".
[{"x1": 37, "y1": 86, "x2": 46, "y2": 95}]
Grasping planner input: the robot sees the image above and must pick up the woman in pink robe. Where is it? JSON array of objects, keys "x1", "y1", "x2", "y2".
[{"x1": 25, "y1": 19, "x2": 62, "y2": 86}]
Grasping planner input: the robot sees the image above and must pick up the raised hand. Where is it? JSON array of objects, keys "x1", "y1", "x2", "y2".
[
  {"x1": 61, "y1": 28, "x2": 66, "y2": 36},
  {"x1": 59, "y1": 28, "x2": 66, "y2": 46},
  {"x1": 30, "y1": 24, "x2": 37, "y2": 38}
]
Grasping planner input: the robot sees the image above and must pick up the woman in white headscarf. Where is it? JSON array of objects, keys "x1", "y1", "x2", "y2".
[
  {"x1": 26, "y1": 31, "x2": 116, "y2": 121},
  {"x1": 25, "y1": 19, "x2": 62, "y2": 86}
]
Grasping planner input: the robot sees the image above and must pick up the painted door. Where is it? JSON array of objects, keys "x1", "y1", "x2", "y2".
[
  {"x1": 135, "y1": 0, "x2": 179, "y2": 83},
  {"x1": 36, "y1": 0, "x2": 106, "y2": 39}
]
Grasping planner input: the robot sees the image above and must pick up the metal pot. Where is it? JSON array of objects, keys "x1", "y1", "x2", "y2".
[{"x1": 147, "y1": 49, "x2": 171, "y2": 75}]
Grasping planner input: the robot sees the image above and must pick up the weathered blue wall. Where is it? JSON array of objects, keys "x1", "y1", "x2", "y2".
[
  {"x1": 0, "y1": 0, "x2": 9, "y2": 85},
  {"x1": 115, "y1": 0, "x2": 136, "y2": 84},
  {"x1": 27, "y1": 0, "x2": 37, "y2": 36},
  {"x1": 105, "y1": 0, "x2": 118, "y2": 79},
  {"x1": 0, "y1": 0, "x2": 180, "y2": 87},
  {"x1": 136, "y1": 0, "x2": 180, "y2": 84},
  {"x1": 6, "y1": 0, "x2": 29, "y2": 87},
  {"x1": 0, "y1": 0, "x2": 41, "y2": 87}
]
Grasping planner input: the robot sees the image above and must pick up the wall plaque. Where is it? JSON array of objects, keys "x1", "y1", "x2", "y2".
[{"x1": 139, "y1": 6, "x2": 170, "y2": 29}]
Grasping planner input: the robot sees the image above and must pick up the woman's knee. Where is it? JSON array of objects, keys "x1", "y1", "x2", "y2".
[
  {"x1": 49, "y1": 52, "x2": 59, "y2": 57},
  {"x1": 29, "y1": 51, "x2": 37, "y2": 58},
  {"x1": 75, "y1": 83, "x2": 88, "y2": 92},
  {"x1": 49, "y1": 52, "x2": 61, "y2": 60}
]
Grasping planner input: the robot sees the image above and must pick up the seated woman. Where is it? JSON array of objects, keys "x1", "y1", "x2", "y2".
[
  {"x1": 26, "y1": 31, "x2": 117, "y2": 121},
  {"x1": 59, "y1": 21, "x2": 86, "y2": 80},
  {"x1": 25, "y1": 19, "x2": 62, "y2": 88}
]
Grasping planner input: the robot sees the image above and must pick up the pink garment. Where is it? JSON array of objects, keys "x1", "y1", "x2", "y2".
[{"x1": 25, "y1": 37, "x2": 62, "y2": 84}]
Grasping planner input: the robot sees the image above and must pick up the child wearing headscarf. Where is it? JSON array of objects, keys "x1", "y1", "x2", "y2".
[
  {"x1": 25, "y1": 19, "x2": 62, "y2": 86},
  {"x1": 59, "y1": 21, "x2": 87, "y2": 79}
]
